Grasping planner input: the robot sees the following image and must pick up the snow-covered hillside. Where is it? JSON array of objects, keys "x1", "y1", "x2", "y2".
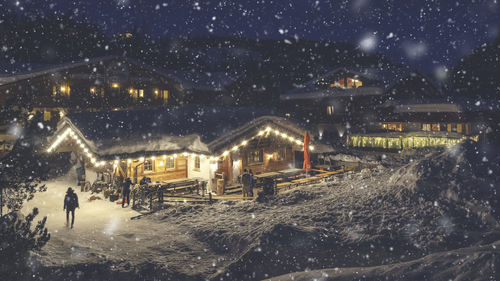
[{"x1": 25, "y1": 141, "x2": 500, "y2": 280}]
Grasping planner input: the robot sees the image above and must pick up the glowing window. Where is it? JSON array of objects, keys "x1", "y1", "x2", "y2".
[
  {"x1": 194, "y1": 156, "x2": 200, "y2": 170},
  {"x1": 144, "y1": 159, "x2": 153, "y2": 171},
  {"x1": 166, "y1": 158, "x2": 175, "y2": 169},
  {"x1": 326, "y1": 105, "x2": 334, "y2": 115},
  {"x1": 382, "y1": 122, "x2": 402, "y2": 131}
]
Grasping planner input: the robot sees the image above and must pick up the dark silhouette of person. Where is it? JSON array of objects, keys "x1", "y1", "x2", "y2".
[
  {"x1": 249, "y1": 169, "x2": 255, "y2": 197},
  {"x1": 241, "y1": 169, "x2": 251, "y2": 197},
  {"x1": 122, "y1": 177, "x2": 132, "y2": 207},
  {"x1": 63, "y1": 187, "x2": 79, "y2": 228}
]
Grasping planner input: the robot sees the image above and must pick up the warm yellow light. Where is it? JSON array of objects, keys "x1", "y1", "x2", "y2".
[
  {"x1": 60, "y1": 86, "x2": 66, "y2": 92},
  {"x1": 162, "y1": 155, "x2": 167, "y2": 159},
  {"x1": 274, "y1": 130, "x2": 280, "y2": 135},
  {"x1": 183, "y1": 152, "x2": 188, "y2": 157},
  {"x1": 91, "y1": 158, "x2": 96, "y2": 163},
  {"x1": 100, "y1": 161, "x2": 105, "y2": 165},
  {"x1": 296, "y1": 140, "x2": 302, "y2": 145},
  {"x1": 127, "y1": 159, "x2": 132, "y2": 164},
  {"x1": 232, "y1": 146, "x2": 238, "y2": 151},
  {"x1": 111, "y1": 83, "x2": 119, "y2": 88},
  {"x1": 309, "y1": 145, "x2": 314, "y2": 151},
  {"x1": 158, "y1": 161, "x2": 164, "y2": 166},
  {"x1": 258, "y1": 131, "x2": 264, "y2": 136},
  {"x1": 281, "y1": 133, "x2": 287, "y2": 138},
  {"x1": 90, "y1": 87, "x2": 96, "y2": 94},
  {"x1": 288, "y1": 136, "x2": 294, "y2": 142},
  {"x1": 200, "y1": 155, "x2": 205, "y2": 159},
  {"x1": 84, "y1": 148, "x2": 89, "y2": 153},
  {"x1": 152, "y1": 156, "x2": 156, "y2": 160},
  {"x1": 173, "y1": 154, "x2": 178, "y2": 158},
  {"x1": 241, "y1": 140, "x2": 247, "y2": 146},
  {"x1": 139, "y1": 157, "x2": 145, "y2": 161},
  {"x1": 223, "y1": 151, "x2": 229, "y2": 156},
  {"x1": 267, "y1": 154, "x2": 273, "y2": 160},
  {"x1": 114, "y1": 160, "x2": 119, "y2": 164},
  {"x1": 265, "y1": 127, "x2": 271, "y2": 131}
]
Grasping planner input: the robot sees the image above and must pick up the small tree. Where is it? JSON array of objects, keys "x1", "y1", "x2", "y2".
[
  {"x1": 0, "y1": 207, "x2": 50, "y2": 279},
  {"x1": 0, "y1": 110, "x2": 51, "y2": 277}
]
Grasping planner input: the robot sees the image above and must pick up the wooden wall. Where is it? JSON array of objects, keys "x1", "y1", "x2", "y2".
[
  {"x1": 127, "y1": 156, "x2": 188, "y2": 183},
  {"x1": 240, "y1": 137, "x2": 298, "y2": 175}
]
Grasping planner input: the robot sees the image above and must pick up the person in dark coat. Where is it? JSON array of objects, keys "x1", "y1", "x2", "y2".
[
  {"x1": 122, "y1": 177, "x2": 132, "y2": 207},
  {"x1": 63, "y1": 187, "x2": 79, "y2": 228},
  {"x1": 241, "y1": 169, "x2": 251, "y2": 197},
  {"x1": 249, "y1": 169, "x2": 255, "y2": 197}
]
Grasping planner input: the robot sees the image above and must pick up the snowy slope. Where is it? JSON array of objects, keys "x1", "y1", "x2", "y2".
[
  {"x1": 24, "y1": 141, "x2": 500, "y2": 280},
  {"x1": 268, "y1": 241, "x2": 500, "y2": 281}
]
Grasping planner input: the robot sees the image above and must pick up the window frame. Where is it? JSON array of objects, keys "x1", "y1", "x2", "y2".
[{"x1": 144, "y1": 159, "x2": 153, "y2": 172}]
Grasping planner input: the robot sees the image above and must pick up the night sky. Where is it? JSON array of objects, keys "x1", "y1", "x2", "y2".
[{"x1": 5, "y1": 0, "x2": 500, "y2": 73}]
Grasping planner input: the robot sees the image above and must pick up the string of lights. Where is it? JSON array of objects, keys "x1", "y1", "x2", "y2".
[{"x1": 46, "y1": 125, "x2": 314, "y2": 168}]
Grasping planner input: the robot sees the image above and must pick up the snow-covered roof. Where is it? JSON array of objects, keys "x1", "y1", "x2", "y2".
[
  {"x1": 280, "y1": 65, "x2": 439, "y2": 101},
  {"x1": 49, "y1": 106, "x2": 321, "y2": 159},
  {"x1": 394, "y1": 103, "x2": 462, "y2": 113},
  {"x1": 281, "y1": 86, "x2": 384, "y2": 100},
  {"x1": 0, "y1": 56, "x2": 186, "y2": 87}
]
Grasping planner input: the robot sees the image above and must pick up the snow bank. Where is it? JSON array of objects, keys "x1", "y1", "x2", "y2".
[{"x1": 26, "y1": 142, "x2": 500, "y2": 281}]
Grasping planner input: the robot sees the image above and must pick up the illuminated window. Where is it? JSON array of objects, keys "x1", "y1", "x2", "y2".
[
  {"x1": 90, "y1": 87, "x2": 96, "y2": 95},
  {"x1": 166, "y1": 157, "x2": 175, "y2": 169},
  {"x1": 129, "y1": 88, "x2": 138, "y2": 99},
  {"x1": 161, "y1": 90, "x2": 169, "y2": 102},
  {"x1": 431, "y1": 123, "x2": 441, "y2": 131},
  {"x1": 326, "y1": 105, "x2": 334, "y2": 115},
  {"x1": 53, "y1": 84, "x2": 70, "y2": 97},
  {"x1": 247, "y1": 149, "x2": 263, "y2": 164},
  {"x1": 194, "y1": 156, "x2": 200, "y2": 170},
  {"x1": 139, "y1": 89, "x2": 144, "y2": 98},
  {"x1": 457, "y1": 123, "x2": 463, "y2": 133},
  {"x1": 329, "y1": 77, "x2": 363, "y2": 89},
  {"x1": 144, "y1": 159, "x2": 153, "y2": 171},
  {"x1": 422, "y1": 124, "x2": 431, "y2": 131},
  {"x1": 111, "y1": 83, "x2": 119, "y2": 88},
  {"x1": 382, "y1": 122, "x2": 402, "y2": 131},
  {"x1": 43, "y1": 111, "x2": 51, "y2": 121}
]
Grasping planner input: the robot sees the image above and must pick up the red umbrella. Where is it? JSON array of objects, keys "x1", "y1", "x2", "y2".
[{"x1": 303, "y1": 131, "x2": 312, "y2": 172}]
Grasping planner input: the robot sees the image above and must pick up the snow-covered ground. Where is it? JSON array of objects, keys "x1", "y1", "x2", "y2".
[{"x1": 24, "y1": 141, "x2": 500, "y2": 280}]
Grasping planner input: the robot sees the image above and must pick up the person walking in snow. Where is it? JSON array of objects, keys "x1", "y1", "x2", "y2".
[
  {"x1": 241, "y1": 169, "x2": 251, "y2": 197},
  {"x1": 122, "y1": 177, "x2": 132, "y2": 208},
  {"x1": 249, "y1": 169, "x2": 255, "y2": 197},
  {"x1": 63, "y1": 187, "x2": 79, "y2": 228}
]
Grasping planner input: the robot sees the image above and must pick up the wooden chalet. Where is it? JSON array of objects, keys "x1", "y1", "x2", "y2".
[
  {"x1": 45, "y1": 106, "x2": 327, "y2": 192},
  {"x1": 0, "y1": 56, "x2": 186, "y2": 125}
]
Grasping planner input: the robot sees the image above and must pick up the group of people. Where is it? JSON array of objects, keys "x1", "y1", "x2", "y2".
[{"x1": 241, "y1": 169, "x2": 255, "y2": 197}]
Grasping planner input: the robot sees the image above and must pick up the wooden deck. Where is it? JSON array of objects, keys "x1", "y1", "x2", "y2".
[{"x1": 132, "y1": 167, "x2": 349, "y2": 209}]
